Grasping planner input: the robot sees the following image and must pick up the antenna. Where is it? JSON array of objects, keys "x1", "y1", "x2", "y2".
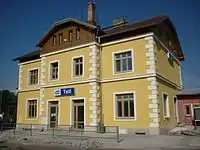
[
  {"x1": 80, "y1": 7, "x2": 84, "y2": 21},
  {"x1": 95, "y1": 1, "x2": 101, "y2": 27}
]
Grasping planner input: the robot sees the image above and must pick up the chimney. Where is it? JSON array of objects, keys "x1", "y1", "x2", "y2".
[{"x1": 87, "y1": 0, "x2": 96, "y2": 25}]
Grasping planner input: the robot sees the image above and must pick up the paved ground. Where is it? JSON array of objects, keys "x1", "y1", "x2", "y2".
[
  {"x1": 0, "y1": 141, "x2": 200, "y2": 150},
  {"x1": 1, "y1": 130, "x2": 200, "y2": 149}
]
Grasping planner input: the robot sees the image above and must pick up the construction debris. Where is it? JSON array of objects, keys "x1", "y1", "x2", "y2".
[{"x1": 169, "y1": 125, "x2": 200, "y2": 136}]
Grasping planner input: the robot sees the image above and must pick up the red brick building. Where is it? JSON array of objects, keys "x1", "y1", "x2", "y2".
[{"x1": 177, "y1": 89, "x2": 200, "y2": 125}]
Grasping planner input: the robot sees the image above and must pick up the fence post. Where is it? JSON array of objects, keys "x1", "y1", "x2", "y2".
[
  {"x1": 13, "y1": 124, "x2": 16, "y2": 135},
  {"x1": 52, "y1": 126, "x2": 55, "y2": 138},
  {"x1": 116, "y1": 126, "x2": 120, "y2": 143},
  {"x1": 81, "y1": 126, "x2": 83, "y2": 141},
  {"x1": 30, "y1": 124, "x2": 32, "y2": 136},
  {"x1": 0, "y1": 123, "x2": 2, "y2": 134}
]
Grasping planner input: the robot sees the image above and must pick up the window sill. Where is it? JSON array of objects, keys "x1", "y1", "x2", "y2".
[
  {"x1": 26, "y1": 118, "x2": 37, "y2": 120},
  {"x1": 49, "y1": 78, "x2": 59, "y2": 81},
  {"x1": 72, "y1": 75, "x2": 84, "y2": 79},
  {"x1": 164, "y1": 116, "x2": 170, "y2": 119},
  {"x1": 115, "y1": 117, "x2": 135, "y2": 121},
  {"x1": 114, "y1": 70, "x2": 133, "y2": 75},
  {"x1": 28, "y1": 83, "x2": 39, "y2": 86}
]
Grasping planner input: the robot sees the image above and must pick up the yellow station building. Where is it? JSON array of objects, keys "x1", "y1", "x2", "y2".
[{"x1": 13, "y1": 2, "x2": 185, "y2": 135}]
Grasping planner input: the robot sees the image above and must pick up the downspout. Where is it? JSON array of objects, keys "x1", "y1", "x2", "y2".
[{"x1": 97, "y1": 36, "x2": 104, "y2": 132}]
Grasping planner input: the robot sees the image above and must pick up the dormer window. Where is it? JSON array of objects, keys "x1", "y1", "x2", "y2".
[
  {"x1": 76, "y1": 28, "x2": 80, "y2": 40},
  {"x1": 53, "y1": 35, "x2": 56, "y2": 46},
  {"x1": 59, "y1": 33, "x2": 63, "y2": 44},
  {"x1": 69, "y1": 30, "x2": 72, "y2": 41}
]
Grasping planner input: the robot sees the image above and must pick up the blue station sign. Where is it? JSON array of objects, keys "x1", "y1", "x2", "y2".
[{"x1": 54, "y1": 88, "x2": 75, "y2": 96}]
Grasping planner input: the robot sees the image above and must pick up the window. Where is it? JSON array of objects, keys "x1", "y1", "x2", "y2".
[
  {"x1": 27, "y1": 100, "x2": 37, "y2": 119},
  {"x1": 53, "y1": 35, "x2": 56, "y2": 45},
  {"x1": 59, "y1": 33, "x2": 63, "y2": 44},
  {"x1": 69, "y1": 30, "x2": 72, "y2": 41},
  {"x1": 73, "y1": 57, "x2": 83, "y2": 77},
  {"x1": 163, "y1": 93, "x2": 170, "y2": 118},
  {"x1": 115, "y1": 93, "x2": 135, "y2": 119},
  {"x1": 114, "y1": 51, "x2": 132, "y2": 73},
  {"x1": 185, "y1": 105, "x2": 191, "y2": 116},
  {"x1": 50, "y1": 62, "x2": 59, "y2": 80},
  {"x1": 28, "y1": 69, "x2": 38, "y2": 85},
  {"x1": 76, "y1": 28, "x2": 80, "y2": 40}
]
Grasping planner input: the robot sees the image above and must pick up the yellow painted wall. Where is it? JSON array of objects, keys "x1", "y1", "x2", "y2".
[
  {"x1": 20, "y1": 61, "x2": 41, "y2": 90},
  {"x1": 101, "y1": 39, "x2": 147, "y2": 79},
  {"x1": 43, "y1": 83, "x2": 90, "y2": 125},
  {"x1": 44, "y1": 47, "x2": 90, "y2": 85},
  {"x1": 102, "y1": 79, "x2": 149, "y2": 129},
  {"x1": 155, "y1": 43, "x2": 181, "y2": 86},
  {"x1": 157, "y1": 79, "x2": 179, "y2": 127},
  {"x1": 17, "y1": 90, "x2": 40, "y2": 124}
]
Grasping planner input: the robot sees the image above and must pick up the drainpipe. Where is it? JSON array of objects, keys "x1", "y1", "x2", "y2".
[{"x1": 97, "y1": 36, "x2": 104, "y2": 132}]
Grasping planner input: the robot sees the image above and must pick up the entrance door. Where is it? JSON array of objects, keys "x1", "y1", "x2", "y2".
[
  {"x1": 174, "y1": 97, "x2": 179, "y2": 123},
  {"x1": 73, "y1": 100, "x2": 84, "y2": 130},
  {"x1": 48, "y1": 101, "x2": 59, "y2": 128}
]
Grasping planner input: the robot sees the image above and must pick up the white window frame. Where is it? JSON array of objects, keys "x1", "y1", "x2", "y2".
[
  {"x1": 76, "y1": 28, "x2": 80, "y2": 40},
  {"x1": 113, "y1": 91, "x2": 136, "y2": 121},
  {"x1": 49, "y1": 60, "x2": 60, "y2": 81},
  {"x1": 162, "y1": 92, "x2": 170, "y2": 118},
  {"x1": 27, "y1": 68, "x2": 39, "y2": 85},
  {"x1": 59, "y1": 33, "x2": 63, "y2": 44},
  {"x1": 71, "y1": 55, "x2": 84, "y2": 78},
  {"x1": 26, "y1": 98, "x2": 38, "y2": 120},
  {"x1": 112, "y1": 49, "x2": 134, "y2": 75}
]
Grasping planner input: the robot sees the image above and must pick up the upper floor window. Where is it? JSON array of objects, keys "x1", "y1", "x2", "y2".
[
  {"x1": 28, "y1": 69, "x2": 38, "y2": 85},
  {"x1": 115, "y1": 93, "x2": 135, "y2": 119},
  {"x1": 163, "y1": 93, "x2": 170, "y2": 118},
  {"x1": 114, "y1": 50, "x2": 132, "y2": 73},
  {"x1": 73, "y1": 57, "x2": 83, "y2": 77},
  {"x1": 53, "y1": 35, "x2": 56, "y2": 46},
  {"x1": 50, "y1": 61, "x2": 59, "y2": 80},
  {"x1": 76, "y1": 28, "x2": 80, "y2": 40},
  {"x1": 27, "y1": 99, "x2": 37, "y2": 119},
  {"x1": 69, "y1": 30, "x2": 73, "y2": 41},
  {"x1": 59, "y1": 33, "x2": 63, "y2": 44}
]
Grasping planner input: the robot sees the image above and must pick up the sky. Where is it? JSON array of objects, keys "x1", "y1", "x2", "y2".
[{"x1": 0, "y1": 0, "x2": 199, "y2": 91}]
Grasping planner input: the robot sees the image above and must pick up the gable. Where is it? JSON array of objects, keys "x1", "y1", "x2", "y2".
[
  {"x1": 154, "y1": 19, "x2": 184, "y2": 61},
  {"x1": 39, "y1": 21, "x2": 97, "y2": 54}
]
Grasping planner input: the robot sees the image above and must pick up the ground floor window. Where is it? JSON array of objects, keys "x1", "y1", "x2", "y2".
[
  {"x1": 162, "y1": 93, "x2": 170, "y2": 118},
  {"x1": 115, "y1": 93, "x2": 135, "y2": 119},
  {"x1": 185, "y1": 105, "x2": 191, "y2": 116},
  {"x1": 27, "y1": 100, "x2": 37, "y2": 119}
]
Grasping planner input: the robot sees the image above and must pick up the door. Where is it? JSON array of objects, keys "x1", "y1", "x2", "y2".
[
  {"x1": 49, "y1": 101, "x2": 59, "y2": 128},
  {"x1": 184, "y1": 104, "x2": 193, "y2": 125},
  {"x1": 174, "y1": 97, "x2": 179, "y2": 123},
  {"x1": 73, "y1": 100, "x2": 84, "y2": 130}
]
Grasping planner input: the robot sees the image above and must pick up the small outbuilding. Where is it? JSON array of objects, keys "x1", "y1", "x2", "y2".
[{"x1": 176, "y1": 88, "x2": 200, "y2": 125}]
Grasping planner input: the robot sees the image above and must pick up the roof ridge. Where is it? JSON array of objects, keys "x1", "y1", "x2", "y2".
[{"x1": 102, "y1": 15, "x2": 168, "y2": 32}]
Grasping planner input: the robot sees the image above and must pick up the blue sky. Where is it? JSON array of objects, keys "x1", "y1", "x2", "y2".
[{"x1": 0, "y1": 0, "x2": 199, "y2": 91}]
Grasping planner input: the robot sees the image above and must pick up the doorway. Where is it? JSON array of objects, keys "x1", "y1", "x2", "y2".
[
  {"x1": 48, "y1": 101, "x2": 59, "y2": 128},
  {"x1": 72, "y1": 100, "x2": 84, "y2": 130},
  {"x1": 174, "y1": 97, "x2": 179, "y2": 123}
]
